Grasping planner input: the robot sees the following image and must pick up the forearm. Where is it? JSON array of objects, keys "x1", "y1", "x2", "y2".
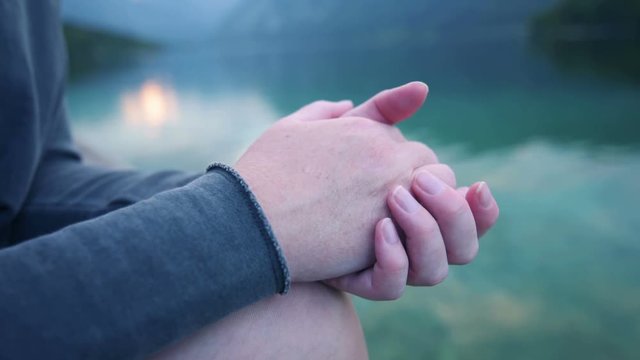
[
  {"x1": 0, "y1": 166, "x2": 289, "y2": 360},
  {"x1": 10, "y1": 156, "x2": 200, "y2": 243}
]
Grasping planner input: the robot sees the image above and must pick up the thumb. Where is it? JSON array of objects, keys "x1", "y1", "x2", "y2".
[
  {"x1": 342, "y1": 81, "x2": 428, "y2": 124},
  {"x1": 286, "y1": 100, "x2": 354, "y2": 121}
]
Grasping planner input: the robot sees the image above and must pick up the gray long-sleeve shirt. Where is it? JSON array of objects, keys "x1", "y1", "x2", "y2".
[{"x1": 0, "y1": 2, "x2": 289, "y2": 359}]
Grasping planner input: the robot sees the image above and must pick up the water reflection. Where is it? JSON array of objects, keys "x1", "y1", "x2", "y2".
[
  {"x1": 72, "y1": 78, "x2": 278, "y2": 169},
  {"x1": 121, "y1": 80, "x2": 178, "y2": 128},
  {"x1": 161, "y1": 43, "x2": 640, "y2": 152}
]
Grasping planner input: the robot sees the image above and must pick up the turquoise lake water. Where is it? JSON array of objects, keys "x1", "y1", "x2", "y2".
[{"x1": 66, "y1": 38, "x2": 640, "y2": 359}]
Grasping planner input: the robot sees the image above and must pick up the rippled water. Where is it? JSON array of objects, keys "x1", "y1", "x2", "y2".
[{"x1": 67, "y1": 38, "x2": 640, "y2": 359}]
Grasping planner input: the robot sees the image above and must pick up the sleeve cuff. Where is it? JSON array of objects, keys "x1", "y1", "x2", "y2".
[{"x1": 206, "y1": 163, "x2": 291, "y2": 294}]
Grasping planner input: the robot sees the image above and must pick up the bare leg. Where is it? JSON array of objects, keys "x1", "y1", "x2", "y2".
[{"x1": 150, "y1": 282, "x2": 368, "y2": 360}]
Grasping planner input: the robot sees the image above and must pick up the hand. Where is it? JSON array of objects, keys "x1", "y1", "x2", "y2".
[
  {"x1": 326, "y1": 173, "x2": 499, "y2": 300},
  {"x1": 234, "y1": 97, "x2": 437, "y2": 283},
  {"x1": 319, "y1": 83, "x2": 500, "y2": 300}
]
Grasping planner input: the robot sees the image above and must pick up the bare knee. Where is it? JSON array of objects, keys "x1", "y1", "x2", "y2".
[{"x1": 151, "y1": 282, "x2": 368, "y2": 360}]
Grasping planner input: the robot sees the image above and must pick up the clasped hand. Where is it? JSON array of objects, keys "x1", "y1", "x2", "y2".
[{"x1": 236, "y1": 82, "x2": 499, "y2": 301}]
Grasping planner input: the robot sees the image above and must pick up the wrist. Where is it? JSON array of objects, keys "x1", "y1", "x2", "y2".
[{"x1": 207, "y1": 163, "x2": 291, "y2": 293}]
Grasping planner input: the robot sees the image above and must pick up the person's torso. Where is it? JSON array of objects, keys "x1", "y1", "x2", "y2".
[{"x1": 0, "y1": 1, "x2": 76, "y2": 244}]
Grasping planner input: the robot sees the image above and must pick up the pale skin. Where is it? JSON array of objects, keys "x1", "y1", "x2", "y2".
[
  {"x1": 152, "y1": 82, "x2": 499, "y2": 359},
  {"x1": 328, "y1": 82, "x2": 500, "y2": 299}
]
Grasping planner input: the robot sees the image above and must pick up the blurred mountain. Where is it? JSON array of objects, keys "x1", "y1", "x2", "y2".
[
  {"x1": 532, "y1": 0, "x2": 640, "y2": 39},
  {"x1": 530, "y1": 0, "x2": 640, "y2": 83},
  {"x1": 63, "y1": 22, "x2": 159, "y2": 80},
  {"x1": 214, "y1": 0, "x2": 557, "y2": 44},
  {"x1": 62, "y1": 0, "x2": 240, "y2": 43},
  {"x1": 61, "y1": 0, "x2": 558, "y2": 45}
]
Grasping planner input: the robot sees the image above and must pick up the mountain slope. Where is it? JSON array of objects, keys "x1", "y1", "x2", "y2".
[
  {"x1": 64, "y1": 23, "x2": 158, "y2": 80},
  {"x1": 215, "y1": 0, "x2": 557, "y2": 41},
  {"x1": 62, "y1": 0, "x2": 240, "y2": 43}
]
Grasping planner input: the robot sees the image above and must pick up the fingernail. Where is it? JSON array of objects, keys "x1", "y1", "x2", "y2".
[
  {"x1": 410, "y1": 81, "x2": 429, "y2": 93},
  {"x1": 393, "y1": 186, "x2": 421, "y2": 213},
  {"x1": 382, "y1": 218, "x2": 399, "y2": 244},
  {"x1": 477, "y1": 182, "x2": 493, "y2": 209},
  {"x1": 416, "y1": 172, "x2": 445, "y2": 195}
]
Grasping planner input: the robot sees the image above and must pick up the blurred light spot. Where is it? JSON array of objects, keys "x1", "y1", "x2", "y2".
[{"x1": 121, "y1": 80, "x2": 178, "y2": 128}]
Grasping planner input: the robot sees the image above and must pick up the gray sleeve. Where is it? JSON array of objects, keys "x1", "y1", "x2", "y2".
[{"x1": 0, "y1": 164, "x2": 290, "y2": 360}]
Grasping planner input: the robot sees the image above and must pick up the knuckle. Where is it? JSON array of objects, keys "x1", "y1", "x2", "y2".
[
  {"x1": 429, "y1": 266, "x2": 449, "y2": 285},
  {"x1": 426, "y1": 266, "x2": 449, "y2": 286},
  {"x1": 387, "y1": 256, "x2": 410, "y2": 275},
  {"x1": 448, "y1": 241, "x2": 479, "y2": 265},
  {"x1": 409, "y1": 266, "x2": 448, "y2": 287},
  {"x1": 406, "y1": 141, "x2": 438, "y2": 164},
  {"x1": 443, "y1": 196, "x2": 470, "y2": 218},
  {"x1": 435, "y1": 164, "x2": 457, "y2": 187},
  {"x1": 388, "y1": 126, "x2": 406, "y2": 141},
  {"x1": 406, "y1": 141, "x2": 429, "y2": 154},
  {"x1": 414, "y1": 217, "x2": 440, "y2": 239},
  {"x1": 383, "y1": 286, "x2": 405, "y2": 301},
  {"x1": 426, "y1": 148, "x2": 439, "y2": 164}
]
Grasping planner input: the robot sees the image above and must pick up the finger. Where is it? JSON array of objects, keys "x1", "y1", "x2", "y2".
[
  {"x1": 415, "y1": 163, "x2": 456, "y2": 188},
  {"x1": 325, "y1": 218, "x2": 409, "y2": 300},
  {"x1": 388, "y1": 186, "x2": 448, "y2": 286},
  {"x1": 466, "y1": 182, "x2": 499, "y2": 237},
  {"x1": 411, "y1": 171, "x2": 479, "y2": 265},
  {"x1": 342, "y1": 82, "x2": 428, "y2": 124},
  {"x1": 286, "y1": 100, "x2": 354, "y2": 121},
  {"x1": 457, "y1": 186, "x2": 469, "y2": 198}
]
